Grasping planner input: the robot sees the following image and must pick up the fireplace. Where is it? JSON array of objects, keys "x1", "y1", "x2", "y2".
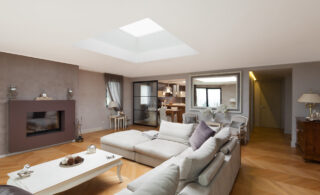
[
  {"x1": 9, "y1": 100, "x2": 75, "y2": 153},
  {"x1": 27, "y1": 111, "x2": 62, "y2": 136}
]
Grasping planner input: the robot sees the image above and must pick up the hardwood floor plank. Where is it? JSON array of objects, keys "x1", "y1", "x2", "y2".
[{"x1": 1, "y1": 126, "x2": 320, "y2": 194}]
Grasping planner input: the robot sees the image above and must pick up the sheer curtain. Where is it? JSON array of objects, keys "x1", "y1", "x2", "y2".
[{"x1": 105, "y1": 73, "x2": 123, "y2": 109}]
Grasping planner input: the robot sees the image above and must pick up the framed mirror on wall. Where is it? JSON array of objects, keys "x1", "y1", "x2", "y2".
[{"x1": 191, "y1": 71, "x2": 241, "y2": 112}]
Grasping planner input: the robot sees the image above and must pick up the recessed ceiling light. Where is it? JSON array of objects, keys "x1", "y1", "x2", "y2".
[
  {"x1": 196, "y1": 76, "x2": 237, "y2": 83},
  {"x1": 120, "y1": 18, "x2": 164, "y2": 37}
]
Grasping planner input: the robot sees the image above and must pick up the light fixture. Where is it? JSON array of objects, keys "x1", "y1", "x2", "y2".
[
  {"x1": 298, "y1": 93, "x2": 320, "y2": 119},
  {"x1": 120, "y1": 18, "x2": 164, "y2": 37},
  {"x1": 165, "y1": 83, "x2": 172, "y2": 94},
  {"x1": 249, "y1": 71, "x2": 257, "y2": 81},
  {"x1": 196, "y1": 76, "x2": 237, "y2": 83}
]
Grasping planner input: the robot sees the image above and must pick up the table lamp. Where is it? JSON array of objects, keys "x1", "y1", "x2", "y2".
[
  {"x1": 108, "y1": 101, "x2": 118, "y2": 116},
  {"x1": 297, "y1": 93, "x2": 320, "y2": 119}
]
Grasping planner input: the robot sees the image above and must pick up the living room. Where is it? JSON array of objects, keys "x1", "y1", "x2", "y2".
[{"x1": 1, "y1": 1, "x2": 320, "y2": 195}]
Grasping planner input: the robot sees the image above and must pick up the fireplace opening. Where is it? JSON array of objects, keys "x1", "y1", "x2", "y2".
[{"x1": 26, "y1": 111, "x2": 62, "y2": 136}]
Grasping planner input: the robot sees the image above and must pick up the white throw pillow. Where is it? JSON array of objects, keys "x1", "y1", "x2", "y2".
[
  {"x1": 158, "y1": 121, "x2": 194, "y2": 145},
  {"x1": 179, "y1": 137, "x2": 219, "y2": 180},
  {"x1": 220, "y1": 137, "x2": 238, "y2": 155},
  {"x1": 132, "y1": 164, "x2": 180, "y2": 195},
  {"x1": 214, "y1": 127, "x2": 231, "y2": 148},
  {"x1": 198, "y1": 152, "x2": 225, "y2": 186}
]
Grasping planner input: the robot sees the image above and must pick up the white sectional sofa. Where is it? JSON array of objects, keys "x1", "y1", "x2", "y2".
[{"x1": 100, "y1": 121, "x2": 240, "y2": 195}]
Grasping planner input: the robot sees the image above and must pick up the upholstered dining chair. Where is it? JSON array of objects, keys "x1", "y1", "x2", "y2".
[{"x1": 159, "y1": 106, "x2": 171, "y2": 123}]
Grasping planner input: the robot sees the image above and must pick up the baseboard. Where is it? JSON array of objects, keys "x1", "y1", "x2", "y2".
[
  {"x1": 82, "y1": 127, "x2": 109, "y2": 134},
  {"x1": 0, "y1": 140, "x2": 75, "y2": 159}
]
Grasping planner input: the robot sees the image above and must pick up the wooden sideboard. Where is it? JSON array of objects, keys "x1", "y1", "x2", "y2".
[{"x1": 296, "y1": 117, "x2": 320, "y2": 162}]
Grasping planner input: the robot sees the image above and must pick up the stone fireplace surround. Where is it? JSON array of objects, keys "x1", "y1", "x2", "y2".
[{"x1": 9, "y1": 100, "x2": 75, "y2": 153}]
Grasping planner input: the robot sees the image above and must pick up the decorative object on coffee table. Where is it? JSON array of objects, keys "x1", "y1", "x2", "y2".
[
  {"x1": 17, "y1": 164, "x2": 33, "y2": 178},
  {"x1": 67, "y1": 88, "x2": 73, "y2": 100},
  {"x1": 87, "y1": 144, "x2": 96, "y2": 154},
  {"x1": 297, "y1": 93, "x2": 320, "y2": 120},
  {"x1": 59, "y1": 155, "x2": 84, "y2": 167},
  {"x1": 75, "y1": 117, "x2": 84, "y2": 142},
  {"x1": 7, "y1": 84, "x2": 18, "y2": 99}
]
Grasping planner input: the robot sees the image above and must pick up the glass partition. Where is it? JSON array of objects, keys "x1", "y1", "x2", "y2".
[{"x1": 133, "y1": 81, "x2": 158, "y2": 126}]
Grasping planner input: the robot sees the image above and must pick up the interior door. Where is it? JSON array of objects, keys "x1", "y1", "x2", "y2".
[
  {"x1": 133, "y1": 81, "x2": 158, "y2": 127},
  {"x1": 257, "y1": 81, "x2": 282, "y2": 128}
]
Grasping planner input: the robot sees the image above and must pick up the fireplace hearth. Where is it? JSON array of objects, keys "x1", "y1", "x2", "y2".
[{"x1": 9, "y1": 100, "x2": 75, "y2": 153}]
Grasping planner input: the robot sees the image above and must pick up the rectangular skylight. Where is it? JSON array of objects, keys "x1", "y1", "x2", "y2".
[
  {"x1": 196, "y1": 76, "x2": 237, "y2": 83},
  {"x1": 120, "y1": 18, "x2": 164, "y2": 37}
]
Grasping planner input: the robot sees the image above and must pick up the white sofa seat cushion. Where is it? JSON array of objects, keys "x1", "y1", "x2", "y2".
[
  {"x1": 135, "y1": 139, "x2": 188, "y2": 160},
  {"x1": 132, "y1": 164, "x2": 180, "y2": 195},
  {"x1": 179, "y1": 137, "x2": 219, "y2": 180},
  {"x1": 100, "y1": 130, "x2": 150, "y2": 151},
  {"x1": 158, "y1": 121, "x2": 194, "y2": 145},
  {"x1": 198, "y1": 152, "x2": 225, "y2": 186}
]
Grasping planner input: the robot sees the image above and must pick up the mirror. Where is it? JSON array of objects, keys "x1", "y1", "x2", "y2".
[{"x1": 191, "y1": 72, "x2": 241, "y2": 112}]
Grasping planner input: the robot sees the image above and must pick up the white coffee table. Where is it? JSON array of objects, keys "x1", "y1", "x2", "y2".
[{"x1": 7, "y1": 149, "x2": 123, "y2": 195}]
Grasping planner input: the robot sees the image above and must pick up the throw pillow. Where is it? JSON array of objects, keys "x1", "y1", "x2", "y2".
[
  {"x1": 179, "y1": 137, "x2": 219, "y2": 180},
  {"x1": 214, "y1": 127, "x2": 231, "y2": 148},
  {"x1": 158, "y1": 121, "x2": 194, "y2": 145},
  {"x1": 198, "y1": 152, "x2": 225, "y2": 186},
  {"x1": 220, "y1": 137, "x2": 238, "y2": 155},
  {"x1": 189, "y1": 121, "x2": 216, "y2": 150},
  {"x1": 132, "y1": 164, "x2": 180, "y2": 195}
]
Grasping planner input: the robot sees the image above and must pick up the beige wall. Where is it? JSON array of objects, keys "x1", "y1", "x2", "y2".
[{"x1": 0, "y1": 52, "x2": 79, "y2": 155}]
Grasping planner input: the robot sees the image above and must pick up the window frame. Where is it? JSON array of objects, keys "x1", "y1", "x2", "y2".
[
  {"x1": 194, "y1": 87, "x2": 222, "y2": 107},
  {"x1": 190, "y1": 71, "x2": 242, "y2": 113}
]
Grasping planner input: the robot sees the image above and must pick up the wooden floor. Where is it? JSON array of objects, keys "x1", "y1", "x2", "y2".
[{"x1": 0, "y1": 126, "x2": 319, "y2": 194}]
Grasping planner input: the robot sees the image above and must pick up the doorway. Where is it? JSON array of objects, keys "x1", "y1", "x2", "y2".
[{"x1": 250, "y1": 69, "x2": 292, "y2": 133}]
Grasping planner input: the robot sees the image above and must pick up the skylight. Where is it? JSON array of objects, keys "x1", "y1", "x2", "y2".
[
  {"x1": 196, "y1": 76, "x2": 237, "y2": 83},
  {"x1": 120, "y1": 18, "x2": 164, "y2": 37}
]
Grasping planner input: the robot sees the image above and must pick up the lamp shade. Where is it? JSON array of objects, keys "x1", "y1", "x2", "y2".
[
  {"x1": 108, "y1": 101, "x2": 118, "y2": 108},
  {"x1": 297, "y1": 93, "x2": 320, "y2": 103}
]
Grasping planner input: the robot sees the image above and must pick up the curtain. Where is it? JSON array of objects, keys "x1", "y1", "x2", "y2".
[{"x1": 104, "y1": 73, "x2": 123, "y2": 109}]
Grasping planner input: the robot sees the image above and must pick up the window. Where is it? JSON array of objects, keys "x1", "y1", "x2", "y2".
[
  {"x1": 140, "y1": 85, "x2": 151, "y2": 104},
  {"x1": 195, "y1": 87, "x2": 221, "y2": 107}
]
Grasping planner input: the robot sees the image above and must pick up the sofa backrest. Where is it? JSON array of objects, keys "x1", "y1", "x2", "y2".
[{"x1": 158, "y1": 120, "x2": 194, "y2": 145}]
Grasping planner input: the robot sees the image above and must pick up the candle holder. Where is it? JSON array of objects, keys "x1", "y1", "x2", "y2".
[{"x1": 7, "y1": 85, "x2": 18, "y2": 100}]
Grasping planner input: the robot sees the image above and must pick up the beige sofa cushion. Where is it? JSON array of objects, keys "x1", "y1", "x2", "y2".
[
  {"x1": 132, "y1": 164, "x2": 180, "y2": 195},
  {"x1": 100, "y1": 130, "x2": 150, "y2": 151},
  {"x1": 220, "y1": 137, "x2": 238, "y2": 155},
  {"x1": 198, "y1": 152, "x2": 225, "y2": 186},
  {"x1": 214, "y1": 127, "x2": 231, "y2": 148},
  {"x1": 135, "y1": 139, "x2": 188, "y2": 160},
  {"x1": 158, "y1": 121, "x2": 194, "y2": 145},
  {"x1": 179, "y1": 137, "x2": 219, "y2": 180}
]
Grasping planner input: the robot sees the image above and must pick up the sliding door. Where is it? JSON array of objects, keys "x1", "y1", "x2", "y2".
[{"x1": 133, "y1": 81, "x2": 158, "y2": 127}]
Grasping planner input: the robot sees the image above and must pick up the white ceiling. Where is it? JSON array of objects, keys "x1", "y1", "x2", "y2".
[{"x1": 0, "y1": 0, "x2": 319, "y2": 77}]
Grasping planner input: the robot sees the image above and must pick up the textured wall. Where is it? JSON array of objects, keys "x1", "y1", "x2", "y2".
[
  {"x1": 0, "y1": 52, "x2": 79, "y2": 155},
  {"x1": 77, "y1": 70, "x2": 109, "y2": 133}
]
